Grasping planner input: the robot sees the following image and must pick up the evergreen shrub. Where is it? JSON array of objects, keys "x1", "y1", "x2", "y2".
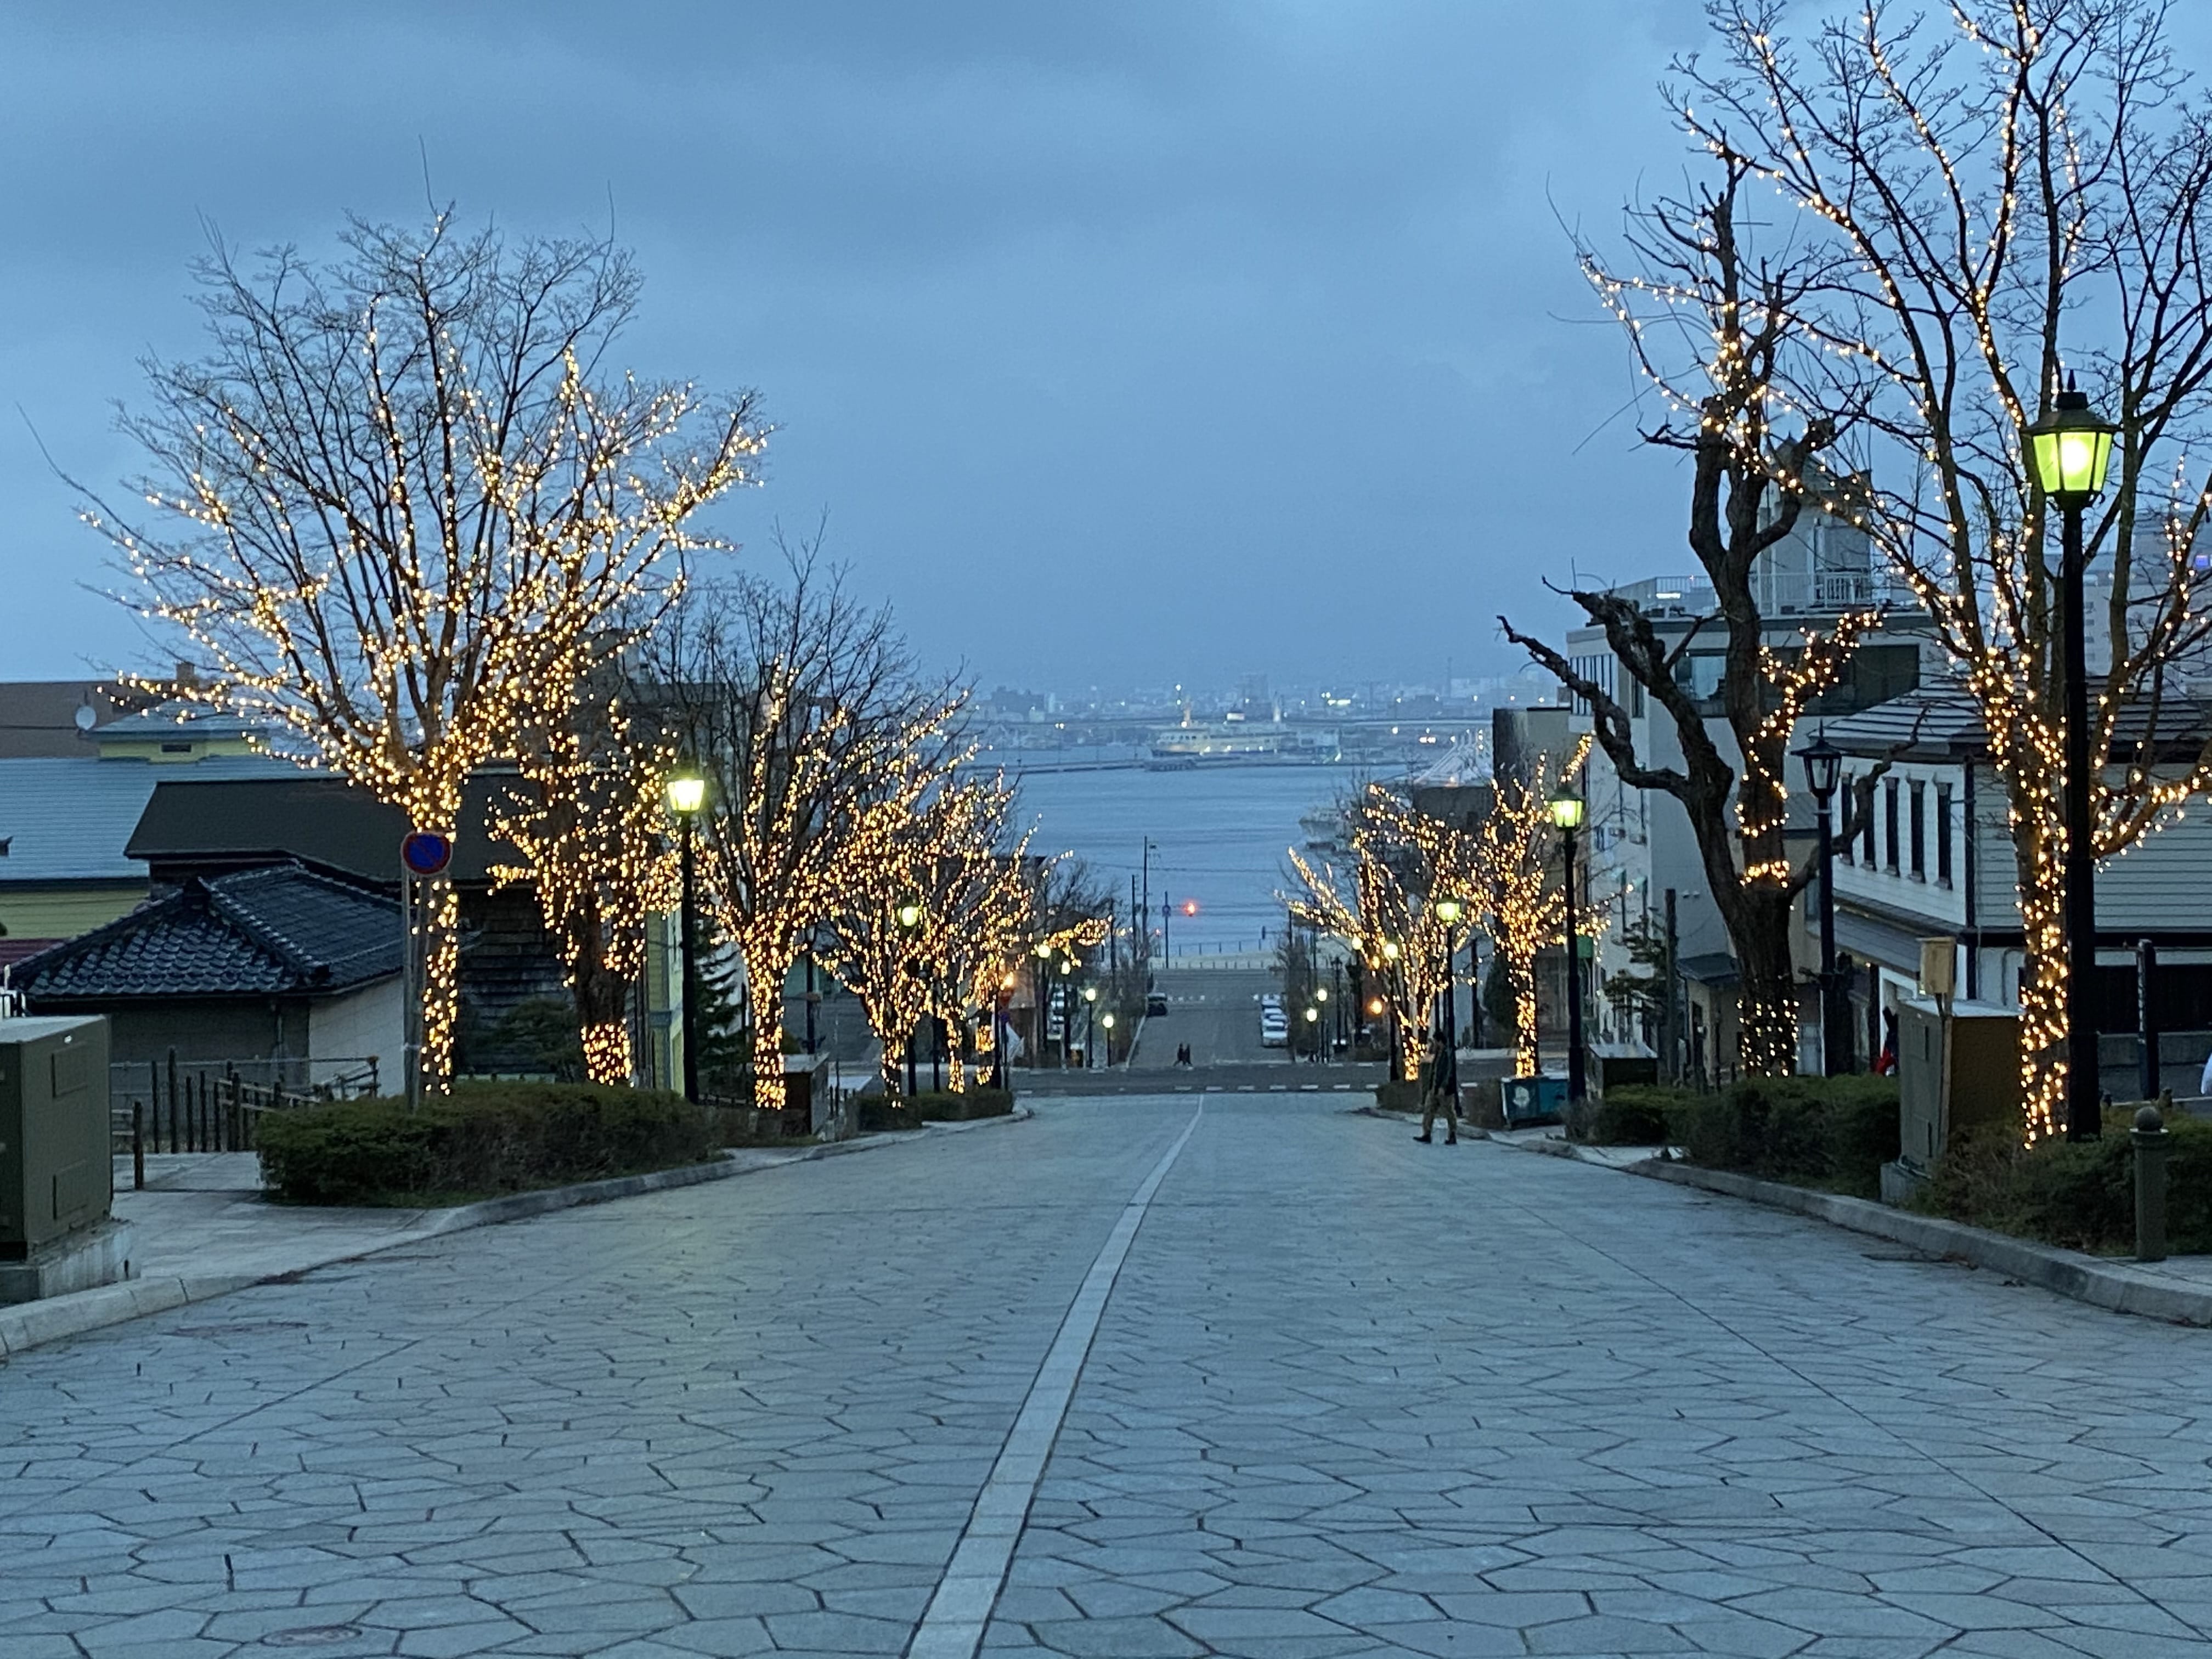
[{"x1": 257, "y1": 1082, "x2": 718, "y2": 1205}]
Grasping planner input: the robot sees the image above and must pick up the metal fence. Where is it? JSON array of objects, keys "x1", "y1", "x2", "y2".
[{"x1": 110, "y1": 1054, "x2": 382, "y2": 1187}]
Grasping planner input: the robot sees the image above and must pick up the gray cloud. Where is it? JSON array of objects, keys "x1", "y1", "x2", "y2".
[{"x1": 1, "y1": 0, "x2": 1715, "y2": 688}]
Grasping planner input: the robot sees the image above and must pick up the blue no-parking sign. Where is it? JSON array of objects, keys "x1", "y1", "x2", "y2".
[{"x1": 400, "y1": 831, "x2": 453, "y2": 877}]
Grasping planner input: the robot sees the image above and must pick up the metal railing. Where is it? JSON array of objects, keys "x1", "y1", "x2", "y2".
[{"x1": 111, "y1": 1054, "x2": 382, "y2": 1189}]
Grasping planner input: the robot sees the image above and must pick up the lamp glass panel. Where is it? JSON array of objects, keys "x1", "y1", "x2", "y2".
[
  {"x1": 1548, "y1": 794, "x2": 1585, "y2": 830},
  {"x1": 665, "y1": 775, "x2": 707, "y2": 814}
]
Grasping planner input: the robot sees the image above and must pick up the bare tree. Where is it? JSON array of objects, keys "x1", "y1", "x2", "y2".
[
  {"x1": 82, "y1": 209, "x2": 764, "y2": 1089},
  {"x1": 1677, "y1": 0, "x2": 2212, "y2": 1135},
  {"x1": 635, "y1": 543, "x2": 964, "y2": 1110},
  {"x1": 1503, "y1": 157, "x2": 1881, "y2": 1077}
]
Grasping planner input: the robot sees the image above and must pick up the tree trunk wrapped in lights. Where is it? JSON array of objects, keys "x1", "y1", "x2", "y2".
[
  {"x1": 635, "y1": 546, "x2": 966, "y2": 1111},
  {"x1": 81, "y1": 211, "x2": 765, "y2": 1092},
  {"x1": 1672, "y1": 1, "x2": 2212, "y2": 1136},
  {"x1": 492, "y1": 657, "x2": 679, "y2": 1085},
  {"x1": 1502, "y1": 156, "x2": 1883, "y2": 1079}
]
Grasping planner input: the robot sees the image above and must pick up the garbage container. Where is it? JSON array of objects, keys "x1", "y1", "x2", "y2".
[{"x1": 1499, "y1": 1074, "x2": 1567, "y2": 1127}]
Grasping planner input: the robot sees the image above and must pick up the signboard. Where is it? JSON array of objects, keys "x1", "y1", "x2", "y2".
[{"x1": 400, "y1": 831, "x2": 453, "y2": 877}]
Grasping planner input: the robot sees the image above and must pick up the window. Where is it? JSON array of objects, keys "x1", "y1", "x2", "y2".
[
  {"x1": 1861, "y1": 778, "x2": 1876, "y2": 864},
  {"x1": 1909, "y1": 782, "x2": 1926, "y2": 879},
  {"x1": 1936, "y1": 785, "x2": 1954, "y2": 887},
  {"x1": 1839, "y1": 775, "x2": 1854, "y2": 862},
  {"x1": 1884, "y1": 779, "x2": 1900, "y2": 871}
]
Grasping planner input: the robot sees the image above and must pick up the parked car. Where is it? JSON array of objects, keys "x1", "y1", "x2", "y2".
[
  {"x1": 1260, "y1": 1011, "x2": 1290, "y2": 1047},
  {"x1": 1147, "y1": 991, "x2": 1169, "y2": 1016}
]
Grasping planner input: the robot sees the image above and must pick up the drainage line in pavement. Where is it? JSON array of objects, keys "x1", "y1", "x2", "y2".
[{"x1": 905, "y1": 1105, "x2": 1203, "y2": 1659}]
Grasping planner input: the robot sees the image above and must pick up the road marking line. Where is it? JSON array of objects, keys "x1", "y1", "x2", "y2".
[{"x1": 906, "y1": 1107, "x2": 1201, "y2": 1659}]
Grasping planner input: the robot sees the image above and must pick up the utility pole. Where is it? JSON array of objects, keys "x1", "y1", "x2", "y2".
[
  {"x1": 1162, "y1": 895, "x2": 1171, "y2": 965},
  {"x1": 1663, "y1": 888, "x2": 1679, "y2": 1086}
]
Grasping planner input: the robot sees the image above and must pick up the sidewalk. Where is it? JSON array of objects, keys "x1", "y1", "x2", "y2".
[
  {"x1": 0, "y1": 1112, "x2": 1027, "y2": 1363},
  {"x1": 1484, "y1": 1124, "x2": 2212, "y2": 1325}
]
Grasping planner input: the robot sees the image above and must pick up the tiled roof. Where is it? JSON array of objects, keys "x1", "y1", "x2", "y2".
[
  {"x1": 0, "y1": 754, "x2": 292, "y2": 886},
  {"x1": 1821, "y1": 685, "x2": 2212, "y2": 761},
  {"x1": 14, "y1": 863, "x2": 400, "y2": 1001}
]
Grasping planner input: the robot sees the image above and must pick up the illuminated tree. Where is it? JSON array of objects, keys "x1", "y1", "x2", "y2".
[
  {"x1": 1288, "y1": 786, "x2": 1470, "y2": 1081},
  {"x1": 1471, "y1": 740, "x2": 1593, "y2": 1077},
  {"x1": 1503, "y1": 156, "x2": 1881, "y2": 1077},
  {"x1": 636, "y1": 547, "x2": 964, "y2": 1111},
  {"x1": 1676, "y1": 0, "x2": 2212, "y2": 1135},
  {"x1": 828, "y1": 774, "x2": 1039, "y2": 1096},
  {"x1": 490, "y1": 655, "x2": 678, "y2": 1084},
  {"x1": 83, "y1": 210, "x2": 765, "y2": 1090}
]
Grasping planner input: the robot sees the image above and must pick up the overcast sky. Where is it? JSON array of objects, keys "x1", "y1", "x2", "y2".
[{"x1": 1, "y1": 1, "x2": 1724, "y2": 694}]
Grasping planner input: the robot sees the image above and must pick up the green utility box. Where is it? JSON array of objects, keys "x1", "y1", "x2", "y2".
[{"x1": 0, "y1": 1016, "x2": 113, "y2": 1257}]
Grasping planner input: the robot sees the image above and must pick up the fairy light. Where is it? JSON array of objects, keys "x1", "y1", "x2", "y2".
[{"x1": 88, "y1": 219, "x2": 768, "y2": 1094}]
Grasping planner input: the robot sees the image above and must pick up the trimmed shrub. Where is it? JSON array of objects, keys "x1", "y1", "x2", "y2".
[
  {"x1": 1671, "y1": 1074, "x2": 1900, "y2": 1198},
  {"x1": 1374, "y1": 1080, "x2": 1422, "y2": 1113},
  {"x1": 1571, "y1": 1085, "x2": 1692, "y2": 1146},
  {"x1": 257, "y1": 1082, "x2": 718, "y2": 1205},
  {"x1": 1919, "y1": 1105, "x2": 2212, "y2": 1255},
  {"x1": 860, "y1": 1089, "x2": 1013, "y2": 1132}
]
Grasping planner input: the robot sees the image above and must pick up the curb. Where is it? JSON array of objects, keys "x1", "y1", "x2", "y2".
[
  {"x1": 0, "y1": 1106, "x2": 1031, "y2": 1364},
  {"x1": 1628, "y1": 1157, "x2": 2212, "y2": 1327}
]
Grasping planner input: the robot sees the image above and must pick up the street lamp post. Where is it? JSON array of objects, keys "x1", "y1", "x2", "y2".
[
  {"x1": 2029, "y1": 374, "x2": 2120, "y2": 1140},
  {"x1": 1082, "y1": 984, "x2": 1098, "y2": 1069},
  {"x1": 1434, "y1": 898, "x2": 1464, "y2": 1102},
  {"x1": 1548, "y1": 789, "x2": 1588, "y2": 1108},
  {"x1": 1382, "y1": 939, "x2": 1403, "y2": 1079},
  {"x1": 1795, "y1": 729, "x2": 1847, "y2": 1076},
  {"x1": 664, "y1": 768, "x2": 707, "y2": 1103},
  {"x1": 897, "y1": 899, "x2": 923, "y2": 1097},
  {"x1": 1313, "y1": 983, "x2": 1330, "y2": 1064},
  {"x1": 1101, "y1": 1009, "x2": 1116, "y2": 1068}
]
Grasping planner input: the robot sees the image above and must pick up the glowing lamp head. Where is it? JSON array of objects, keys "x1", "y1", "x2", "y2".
[
  {"x1": 1082, "y1": 985, "x2": 1098, "y2": 1002},
  {"x1": 1001, "y1": 972, "x2": 1017, "y2": 989},
  {"x1": 1314, "y1": 985, "x2": 1328, "y2": 1002},
  {"x1": 1368, "y1": 997, "x2": 1386, "y2": 1016},
  {"x1": 1381, "y1": 939, "x2": 1401, "y2": 961},
  {"x1": 1304, "y1": 1006, "x2": 1319, "y2": 1023},
  {"x1": 1794, "y1": 727, "x2": 1843, "y2": 803},
  {"x1": 1034, "y1": 941, "x2": 1053, "y2": 959},
  {"x1": 1432, "y1": 897, "x2": 1464, "y2": 926},
  {"x1": 896, "y1": 900, "x2": 923, "y2": 932},
  {"x1": 1548, "y1": 789, "x2": 1585, "y2": 831},
  {"x1": 1059, "y1": 958, "x2": 1074, "y2": 974},
  {"x1": 2028, "y1": 376, "x2": 2118, "y2": 506},
  {"x1": 664, "y1": 770, "x2": 707, "y2": 815},
  {"x1": 1182, "y1": 899, "x2": 1198, "y2": 916},
  {"x1": 1102, "y1": 1012, "x2": 1116, "y2": 1029}
]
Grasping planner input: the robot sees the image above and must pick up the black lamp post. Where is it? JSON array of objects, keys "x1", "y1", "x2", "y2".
[
  {"x1": 1434, "y1": 898, "x2": 1464, "y2": 1101},
  {"x1": 1382, "y1": 939, "x2": 1403, "y2": 1079},
  {"x1": 1549, "y1": 788, "x2": 1588, "y2": 1107},
  {"x1": 665, "y1": 766, "x2": 707, "y2": 1103},
  {"x1": 2028, "y1": 373, "x2": 2120, "y2": 1141},
  {"x1": 1795, "y1": 728, "x2": 1846, "y2": 1076},
  {"x1": 897, "y1": 898, "x2": 923, "y2": 1097},
  {"x1": 1082, "y1": 984, "x2": 1098, "y2": 1070}
]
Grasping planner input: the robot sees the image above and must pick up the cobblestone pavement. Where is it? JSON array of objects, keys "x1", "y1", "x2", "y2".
[{"x1": 5, "y1": 1098, "x2": 2212, "y2": 1658}]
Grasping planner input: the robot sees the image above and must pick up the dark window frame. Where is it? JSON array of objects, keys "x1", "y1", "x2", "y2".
[
  {"x1": 1884, "y1": 778, "x2": 1900, "y2": 872},
  {"x1": 1862, "y1": 778, "x2": 1877, "y2": 864},
  {"x1": 1936, "y1": 784, "x2": 1954, "y2": 888},
  {"x1": 1909, "y1": 781, "x2": 1926, "y2": 879}
]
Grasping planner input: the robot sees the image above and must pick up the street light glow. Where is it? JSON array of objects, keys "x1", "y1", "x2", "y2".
[{"x1": 664, "y1": 771, "x2": 707, "y2": 815}]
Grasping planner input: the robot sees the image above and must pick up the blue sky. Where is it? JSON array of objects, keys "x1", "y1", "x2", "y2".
[{"x1": 2, "y1": 2, "x2": 1723, "y2": 691}]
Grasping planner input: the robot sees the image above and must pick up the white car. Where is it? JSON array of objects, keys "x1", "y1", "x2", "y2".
[{"x1": 1260, "y1": 1011, "x2": 1290, "y2": 1048}]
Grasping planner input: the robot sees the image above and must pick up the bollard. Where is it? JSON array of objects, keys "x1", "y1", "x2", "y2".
[{"x1": 2134, "y1": 1103, "x2": 2171, "y2": 1265}]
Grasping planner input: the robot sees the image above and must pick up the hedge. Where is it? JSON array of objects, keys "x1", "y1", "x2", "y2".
[
  {"x1": 1571, "y1": 1075, "x2": 1900, "y2": 1199},
  {"x1": 257, "y1": 1082, "x2": 719, "y2": 1205},
  {"x1": 1918, "y1": 1105, "x2": 2212, "y2": 1255},
  {"x1": 860, "y1": 1088, "x2": 1013, "y2": 1132}
]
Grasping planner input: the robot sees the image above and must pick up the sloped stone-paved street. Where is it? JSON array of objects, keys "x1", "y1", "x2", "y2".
[{"x1": 4, "y1": 1097, "x2": 2212, "y2": 1658}]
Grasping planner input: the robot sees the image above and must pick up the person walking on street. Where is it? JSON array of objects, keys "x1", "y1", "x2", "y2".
[{"x1": 1414, "y1": 1028, "x2": 1458, "y2": 1144}]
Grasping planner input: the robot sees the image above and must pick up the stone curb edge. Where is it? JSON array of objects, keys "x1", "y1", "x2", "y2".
[
  {"x1": 0, "y1": 1105, "x2": 1030, "y2": 1363},
  {"x1": 1624, "y1": 1155, "x2": 2212, "y2": 1327}
]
